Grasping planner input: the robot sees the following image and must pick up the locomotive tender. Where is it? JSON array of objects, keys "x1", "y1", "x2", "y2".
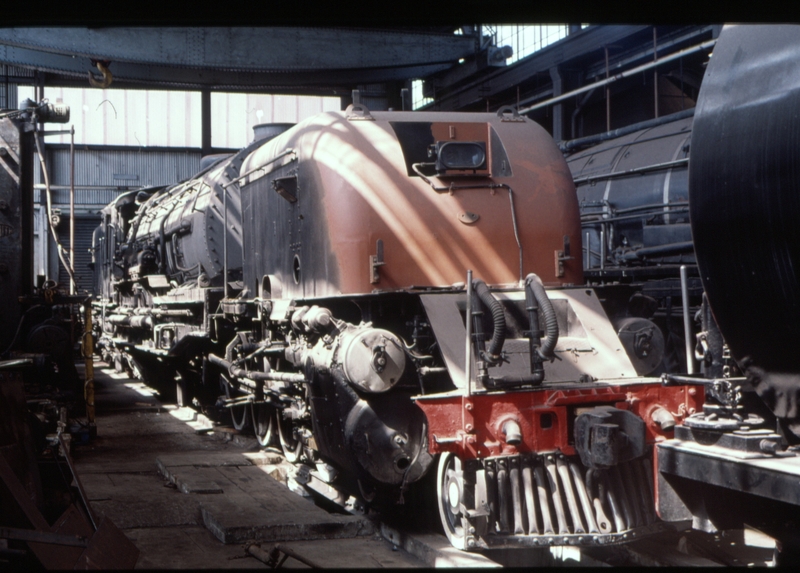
[{"x1": 92, "y1": 104, "x2": 699, "y2": 550}]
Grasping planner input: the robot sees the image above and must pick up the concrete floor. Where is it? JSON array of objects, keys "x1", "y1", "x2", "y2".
[
  {"x1": 71, "y1": 361, "x2": 431, "y2": 569},
  {"x1": 69, "y1": 359, "x2": 777, "y2": 568}
]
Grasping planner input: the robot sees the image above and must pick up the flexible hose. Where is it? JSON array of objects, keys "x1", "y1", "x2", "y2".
[
  {"x1": 34, "y1": 128, "x2": 76, "y2": 290},
  {"x1": 472, "y1": 279, "x2": 506, "y2": 362},
  {"x1": 525, "y1": 273, "x2": 558, "y2": 360}
]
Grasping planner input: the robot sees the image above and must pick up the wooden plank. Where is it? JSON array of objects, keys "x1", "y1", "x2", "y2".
[
  {"x1": 0, "y1": 454, "x2": 87, "y2": 569},
  {"x1": 73, "y1": 516, "x2": 140, "y2": 569},
  {"x1": 30, "y1": 504, "x2": 96, "y2": 566},
  {"x1": 0, "y1": 370, "x2": 43, "y2": 508},
  {"x1": 0, "y1": 452, "x2": 49, "y2": 530}
]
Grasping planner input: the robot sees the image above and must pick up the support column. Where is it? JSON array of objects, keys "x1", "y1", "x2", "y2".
[
  {"x1": 201, "y1": 89, "x2": 211, "y2": 156},
  {"x1": 549, "y1": 66, "x2": 564, "y2": 143}
]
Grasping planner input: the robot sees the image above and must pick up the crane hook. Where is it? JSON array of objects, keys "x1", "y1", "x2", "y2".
[{"x1": 88, "y1": 60, "x2": 113, "y2": 89}]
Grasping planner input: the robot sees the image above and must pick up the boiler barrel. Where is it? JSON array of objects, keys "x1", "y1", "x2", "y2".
[
  {"x1": 567, "y1": 113, "x2": 693, "y2": 270},
  {"x1": 689, "y1": 24, "x2": 800, "y2": 373}
]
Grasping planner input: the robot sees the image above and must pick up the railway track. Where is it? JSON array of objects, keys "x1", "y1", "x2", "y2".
[
  {"x1": 78, "y1": 360, "x2": 775, "y2": 568},
  {"x1": 207, "y1": 407, "x2": 776, "y2": 568}
]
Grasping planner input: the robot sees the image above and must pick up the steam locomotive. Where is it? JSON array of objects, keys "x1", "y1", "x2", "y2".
[
  {"x1": 91, "y1": 100, "x2": 700, "y2": 551},
  {"x1": 565, "y1": 107, "x2": 700, "y2": 378}
]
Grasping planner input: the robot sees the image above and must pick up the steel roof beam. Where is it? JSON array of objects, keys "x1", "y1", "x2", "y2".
[
  {"x1": 425, "y1": 25, "x2": 656, "y2": 111},
  {"x1": 0, "y1": 27, "x2": 476, "y2": 89}
]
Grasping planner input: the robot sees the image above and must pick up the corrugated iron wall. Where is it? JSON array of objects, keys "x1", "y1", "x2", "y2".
[
  {"x1": 210, "y1": 92, "x2": 340, "y2": 148},
  {"x1": 17, "y1": 85, "x2": 340, "y2": 292},
  {"x1": 19, "y1": 86, "x2": 341, "y2": 149},
  {"x1": 1, "y1": 64, "x2": 30, "y2": 110},
  {"x1": 57, "y1": 216, "x2": 97, "y2": 294},
  {"x1": 33, "y1": 145, "x2": 202, "y2": 293},
  {"x1": 33, "y1": 146, "x2": 202, "y2": 207}
]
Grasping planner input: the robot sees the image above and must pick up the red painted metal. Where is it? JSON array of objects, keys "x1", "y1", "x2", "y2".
[
  {"x1": 415, "y1": 381, "x2": 703, "y2": 460},
  {"x1": 240, "y1": 110, "x2": 583, "y2": 299}
]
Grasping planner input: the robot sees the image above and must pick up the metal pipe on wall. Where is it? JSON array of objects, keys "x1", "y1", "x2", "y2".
[
  {"x1": 69, "y1": 125, "x2": 75, "y2": 294},
  {"x1": 600, "y1": 229, "x2": 605, "y2": 269},
  {"x1": 560, "y1": 107, "x2": 694, "y2": 153},
  {"x1": 223, "y1": 182, "x2": 228, "y2": 300},
  {"x1": 604, "y1": 46, "x2": 611, "y2": 132},
  {"x1": 465, "y1": 269, "x2": 473, "y2": 396},
  {"x1": 680, "y1": 264, "x2": 695, "y2": 374},
  {"x1": 653, "y1": 28, "x2": 659, "y2": 119},
  {"x1": 585, "y1": 231, "x2": 590, "y2": 269}
]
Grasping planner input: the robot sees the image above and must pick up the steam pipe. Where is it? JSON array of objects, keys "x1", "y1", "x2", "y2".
[
  {"x1": 69, "y1": 125, "x2": 74, "y2": 294},
  {"x1": 208, "y1": 353, "x2": 304, "y2": 383},
  {"x1": 509, "y1": 457, "x2": 524, "y2": 534},
  {"x1": 496, "y1": 458, "x2": 510, "y2": 533},
  {"x1": 465, "y1": 270, "x2": 473, "y2": 396},
  {"x1": 680, "y1": 265, "x2": 695, "y2": 373},
  {"x1": 533, "y1": 462, "x2": 554, "y2": 534},
  {"x1": 544, "y1": 456, "x2": 569, "y2": 534},
  {"x1": 526, "y1": 274, "x2": 558, "y2": 359},
  {"x1": 485, "y1": 461, "x2": 498, "y2": 530},
  {"x1": 618, "y1": 241, "x2": 695, "y2": 261},
  {"x1": 488, "y1": 274, "x2": 559, "y2": 387},
  {"x1": 586, "y1": 469, "x2": 613, "y2": 533},
  {"x1": 502, "y1": 420, "x2": 522, "y2": 445},
  {"x1": 33, "y1": 127, "x2": 75, "y2": 288},
  {"x1": 600, "y1": 228, "x2": 605, "y2": 269},
  {"x1": 522, "y1": 459, "x2": 538, "y2": 534},
  {"x1": 568, "y1": 460, "x2": 599, "y2": 534},
  {"x1": 611, "y1": 464, "x2": 644, "y2": 527},
  {"x1": 572, "y1": 157, "x2": 689, "y2": 185},
  {"x1": 585, "y1": 231, "x2": 590, "y2": 268},
  {"x1": 557, "y1": 457, "x2": 585, "y2": 534},
  {"x1": 602, "y1": 471, "x2": 626, "y2": 532},
  {"x1": 472, "y1": 279, "x2": 506, "y2": 363},
  {"x1": 580, "y1": 200, "x2": 689, "y2": 217},
  {"x1": 223, "y1": 181, "x2": 228, "y2": 299},
  {"x1": 222, "y1": 148, "x2": 295, "y2": 189},
  {"x1": 561, "y1": 104, "x2": 695, "y2": 153},
  {"x1": 631, "y1": 461, "x2": 654, "y2": 524},
  {"x1": 582, "y1": 208, "x2": 689, "y2": 226}
]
